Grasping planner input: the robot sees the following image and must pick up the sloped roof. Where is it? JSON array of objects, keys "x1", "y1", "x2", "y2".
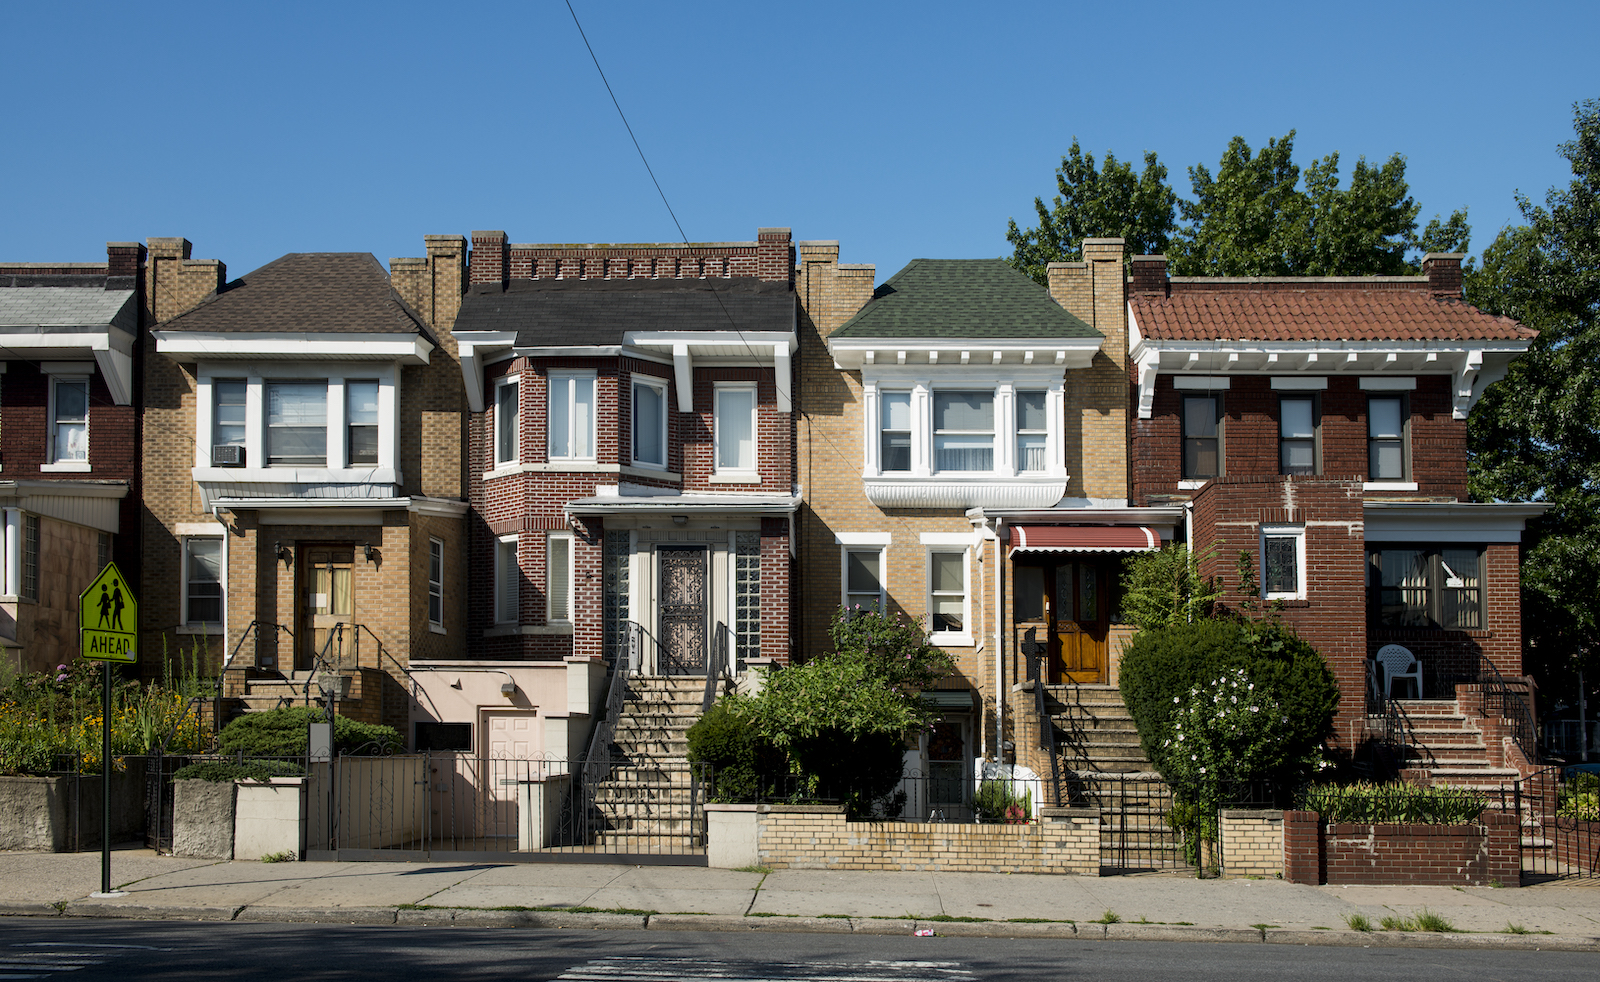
[
  {"x1": 831, "y1": 259, "x2": 1098, "y2": 340},
  {"x1": 453, "y1": 276, "x2": 793, "y2": 345},
  {"x1": 160, "y1": 253, "x2": 434, "y2": 343},
  {"x1": 1131, "y1": 284, "x2": 1535, "y2": 343},
  {"x1": 0, "y1": 285, "x2": 136, "y2": 331}
]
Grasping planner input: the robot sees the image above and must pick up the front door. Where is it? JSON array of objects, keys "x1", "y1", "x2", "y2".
[
  {"x1": 300, "y1": 545, "x2": 354, "y2": 671},
  {"x1": 657, "y1": 547, "x2": 707, "y2": 676},
  {"x1": 1054, "y1": 562, "x2": 1106, "y2": 683}
]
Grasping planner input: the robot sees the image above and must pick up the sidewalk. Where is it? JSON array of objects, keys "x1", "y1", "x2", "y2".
[{"x1": 2, "y1": 849, "x2": 1597, "y2": 950}]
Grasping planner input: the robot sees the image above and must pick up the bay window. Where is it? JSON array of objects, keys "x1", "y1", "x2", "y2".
[
  {"x1": 1016, "y1": 390, "x2": 1048, "y2": 473},
  {"x1": 495, "y1": 376, "x2": 519, "y2": 465},
  {"x1": 198, "y1": 369, "x2": 397, "y2": 476},
  {"x1": 933, "y1": 390, "x2": 994, "y2": 472},
  {"x1": 214, "y1": 380, "x2": 247, "y2": 452},
  {"x1": 548, "y1": 371, "x2": 594, "y2": 461},
  {"x1": 347, "y1": 380, "x2": 379, "y2": 465},
  {"x1": 880, "y1": 392, "x2": 912, "y2": 472},
  {"x1": 266, "y1": 380, "x2": 327, "y2": 466},
  {"x1": 495, "y1": 535, "x2": 520, "y2": 624},
  {"x1": 632, "y1": 376, "x2": 667, "y2": 468}
]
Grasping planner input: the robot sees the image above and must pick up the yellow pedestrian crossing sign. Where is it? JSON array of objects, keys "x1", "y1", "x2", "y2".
[{"x1": 80, "y1": 562, "x2": 137, "y2": 664}]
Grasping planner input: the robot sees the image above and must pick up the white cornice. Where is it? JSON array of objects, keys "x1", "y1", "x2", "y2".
[
  {"x1": 155, "y1": 332, "x2": 434, "y2": 365},
  {"x1": 863, "y1": 476, "x2": 1067, "y2": 511},
  {"x1": 827, "y1": 336, "x2": 1101, "y2": 372},
  {"x1": 1363, "y1": 501, "x2": 1547, "y2": 542}
]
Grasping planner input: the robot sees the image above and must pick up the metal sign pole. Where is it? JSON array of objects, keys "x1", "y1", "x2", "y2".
[
  {"x1": 82, "y1": 561, "x2": 134, "y2": 900},
  {"x1": 101, "y1": 660, "x2": 112, "y2": 895}
]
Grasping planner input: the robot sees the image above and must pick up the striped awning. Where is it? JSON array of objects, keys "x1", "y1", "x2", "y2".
[{"x1": 1009, "y1": 525, "x2": 1161, "y2": 553}]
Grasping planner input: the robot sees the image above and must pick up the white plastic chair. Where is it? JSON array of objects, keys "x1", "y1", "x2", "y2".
[{"x1": 1375, "y1": 644, "x2": 1422, "y2": 700}]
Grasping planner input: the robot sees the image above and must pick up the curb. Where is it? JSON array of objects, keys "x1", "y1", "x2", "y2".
[
  {"x1": 235, "y1": 906, "x2": 399, "y2": 925},
  {"x1": 63, "y1": 902, "x2": 241, "y2": 921},
  {"x1": 0, "y1": 902, "x2": 63, "y2": 917}
]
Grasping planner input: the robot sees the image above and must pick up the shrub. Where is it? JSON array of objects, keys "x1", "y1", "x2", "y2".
[
  {"x1": 687, "y1": 701, "x2": 784, "y2": 802},
  {"x1": 1118, "y1": 618, "x2": 1337, "y2": 785},
  {"x1": 1558, "y1": 772, "x2": 1599, "y2": 821},
  {"x1": 1162, "y1": 667, "x2": 1293, "y2": 801},
  {"x1": 1119, "y1": 544, "x2": 1220, "y2": 630},
  {"x1": 171, "y1": 759, "x2": 303, "y2": 783},
  {"x1": 974, "y1": 779, "x2": 1032, "y2": 823},
  {"x1": 1300, "y1": 782, "x2": 1485, "y2": 824},
  {"x1": 216, "y1": 707, "x2": 401, "y2": 756}
]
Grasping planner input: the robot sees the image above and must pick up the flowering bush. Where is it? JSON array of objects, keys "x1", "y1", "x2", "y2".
[{"x1": 1161, "y1": 668, "x2": 1292, "y2": 806}]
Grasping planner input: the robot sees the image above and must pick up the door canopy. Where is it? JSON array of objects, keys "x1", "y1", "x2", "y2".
[{"x1": 1009, "y1": 525, "x2": 1161, "y2": 553}]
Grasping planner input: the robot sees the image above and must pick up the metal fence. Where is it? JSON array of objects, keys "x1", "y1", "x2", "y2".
[{"x1": 1485, "y1": 766, "x2": 1600, "y2": 881}]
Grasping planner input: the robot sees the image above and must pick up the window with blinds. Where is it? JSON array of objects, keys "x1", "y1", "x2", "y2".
[
  {"x1": 933, "y1": 390, "x2": 994, "y2": 472},
  {"x1": 547, "y1": 532, "x2": 572, "y2": 623},
  {"x1": 495, "y1": 535, "x2": 519, "y2": 624}
]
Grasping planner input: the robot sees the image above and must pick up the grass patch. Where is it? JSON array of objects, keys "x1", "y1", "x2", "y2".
[
  {"x1": 732, "y1": 865, "x2": 773, "y2": 874},
  {"x1": 1379, "y1": 915, "x2": 1411, "y2": 931},
  {"x1": 1094, "y1": 909, "x2": 1121, "y2": 924},
  {"x1": 1251, "y1": 923, "x2": 1280, "y2": 930},
  {"x1": 1311, "y1": 926, "x2": 1330, "y2": 931},
  {"x1": 1344, "y1": 913, "x2": 1374, "y2": 932},
  {"x1": 1504, "y1": 923, "x2": 1530, "y2": 935},
  {"x1": 1411, "y1": 908, "x2": 1457, "y2": 933},
  {"x1": 258, "y1": 850, "x2": 296, "y2": 864},
  {"x1": 1005, "y1": 917, "x2": 1070, "y2": 924},
  {"x1": 919, "y1": 915, "x2": 992, "y2": 923},
  {"x1": 817, "y1": 914, "x2": 850, "y2": 919}
]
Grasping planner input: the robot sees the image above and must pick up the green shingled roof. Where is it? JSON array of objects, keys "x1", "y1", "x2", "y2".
[{"x1": 831, "y1": 259, "x2": 1099, "y2": 340}]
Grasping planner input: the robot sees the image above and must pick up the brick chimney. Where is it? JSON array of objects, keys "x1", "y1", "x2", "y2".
[
  {"x1": 757, "y1": 227, "x2": 793, "y2": 285},
  {"x1": 1131, "y1": 254, "x2": 1168, "y2": 296},
  {"x1": 469, "y1": 231, "x2": 508, "y2": 287},
  {"x1": 1422, "y1": 253, "x2": 1464, "y2": 298},
  {"x1": 145, "y1": 237, "x2": 224, "y2": 323},
  {"x1": 106, "y1": 242, "x2": 145, "y2": 281}
]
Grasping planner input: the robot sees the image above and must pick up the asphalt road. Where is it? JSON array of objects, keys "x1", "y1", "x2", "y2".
[{"x1": 0, "y1": 920, "x2": 1594, "y2": 982}]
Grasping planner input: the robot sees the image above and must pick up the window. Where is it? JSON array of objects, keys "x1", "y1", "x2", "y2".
[
  {"x1": 548, "y1": 372, "x2": 594, "y2": 461},
  {"x1": 494, "y1": 376, "x2": 519, "y2": 465},
  {"x1": 51, "y1": 378, "x2": 89, "y2": 463},
  {"x1": 1279, "y1": 397, "x2": 1316, "y2": 475},
  {"x1": 933, "y1": 390, "x2": 994, "y2": 472},
  {"x1": 414, "y1": 722, "x2": 472, "y2": 752},
  {"x1": 880, "y1": 392, "x2": 912, "y2": 472},
  {"x1": 714, "y1": 385, "x2": 757, "y2": 474},
  {"x1": 547, "y1": 532, "x2": 573, "y2": 623},
  {"x1": 214, "y1": 379, "x2": 247, "y2": 452},
  {"x1": 632, "y1": 377, "x2": 666, "y2": 468},
  {"x1": 184, "y1": 537, "x2": 223, "y2": 625},
  {"x1": 347, "y1": 380, "x2": 379, "y2": 465},
  {"x1": 266, "y1": 380, "x2": 327, "y2": 466},
  {"x1": 427, "y1": 537, "x2": 444, "y2": 629},
  {"x1": 1260, "y1": 524, "x2": 1305, "y2": 601},
  {"x1": 495, "y1": 535, "x2": 519, "y2": 624},
  {"x1": 22, "y1": 514, "x2": 38, "y2": 602},
  {"x1": 1016, "y1": 391, "x2": 1048, "y2": 473},
  {"x1": 1368, "y1": 396, "x2": 1406, "y2": 480},
  {"x1": 1368, "y1": 545, "x2": 1483, "y2": 630},
  {"x1": 929, "y1": 551, "x2": 967, "y2": 636},
  {"x1": 1182, "y1": 394, "x2": 1221, "y2": 479},
  {"x1": 844, "y1": 548, "x2": 884, "y2": 612}
]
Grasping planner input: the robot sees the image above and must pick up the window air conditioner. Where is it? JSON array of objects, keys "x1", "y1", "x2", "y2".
[{"x1": 212, "y1": 445, "x2": 246, "y2": 467}]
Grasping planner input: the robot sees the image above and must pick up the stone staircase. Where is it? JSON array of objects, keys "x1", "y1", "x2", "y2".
[
  {"x1": 588, "y1": 675, "x2": 712, "y2": 852},
  {"x1": 1042, "y1": 684, "x2": 1155, "y2": 775},
  {"x1": 1395, "y1": 698, "x2": 1523, "y2": 793}
]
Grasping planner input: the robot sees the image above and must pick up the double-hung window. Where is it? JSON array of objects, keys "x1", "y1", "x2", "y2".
[
  {"x1": 1016, "y1": 391, "x2": 1048, "y2": 473},
  {"x1": 929, "y1": 551, "x2": 967, "y2": 636},
  {"x1": 50, "y1": 377, "x2": 89, "y2": 464},
  {"x1": 184, "y1": 537, "x2": 223, "y2": 625},
  {"x1": 427, "y1": 538, "x2": 444, "y2": 630},
  {"x1": 1279, "y1": 396, "x2": 1316, "y2": 475},
  {"x1": 843, "y1": 548, "x2": 885, "y2": 612},
  {"x1": 548, "y1": 372, "x2": 594, "y2": 461},
  {"x1": 494, "y1": 376, "x2": 520, "y2": 465},
  {"x1": 1368, "y1": 545, "x2": 1483, "y2": 630},
  {"x1": 1260, "y1": 524, "x2": 1305, "y2": 601},
  {"x1": 495, "y1": 535, "x2": 520, "y2": 624},
  {"x1": 1368, "y1": 396, "x2": 1406, "y2": 481},
  {"x1": 547, "y1": 532, "x2": 573, "y2": 624},
  {"x1": 933, "y1": 390, "x2": 994, "y2": 472},
  {"x1": 632, "y1": 376, "x2": 667, "y2": 468},
  {"x1": 214, "y1": 380, "x2": 247, "y2": 457},
  {"x1": 880, "y1": 392, "x2": 912, "y2": 472},
  {"x1": 346, "y1": 380, "x2": 379, "y2": 465},
  {"x1": 1182, "y1": 394, "x2": 1221, "y2": 479},
  {"x1": 266, "y1": 380, "x2": 328, "y2": 466},
  {"x1": 713, "y1": 384, "x2": 757, "y2": 476}
]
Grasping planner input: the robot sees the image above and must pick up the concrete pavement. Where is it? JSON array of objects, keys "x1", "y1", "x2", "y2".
[{"x1": 2, "y1": 848, "x2": 1598, "y2": 950}]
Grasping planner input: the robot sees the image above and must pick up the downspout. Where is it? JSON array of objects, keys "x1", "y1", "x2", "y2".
[{"x1": 994, "y1": 517, "x2": 1006, "y2": 762}]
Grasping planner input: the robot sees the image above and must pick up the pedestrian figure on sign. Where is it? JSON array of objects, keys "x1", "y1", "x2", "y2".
[
  {"x1": 110, "y1": 581, "x2": 125, "y2": 630},
  {"x1": 97, "y1": 584, "x2": 113, "y2": 627}
]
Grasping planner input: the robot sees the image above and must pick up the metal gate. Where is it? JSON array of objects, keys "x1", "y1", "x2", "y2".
[
  {"x1": 1062, "y1": 774, "x2": 1193, "y2": 874},
  {"x1": 1498, "y1": 766, "x2": 1600, "y2": 881}
]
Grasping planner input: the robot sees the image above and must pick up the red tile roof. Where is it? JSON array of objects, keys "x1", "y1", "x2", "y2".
[{"x1": 1131, "y1": 282, "x2": 1535, "y2": 343}]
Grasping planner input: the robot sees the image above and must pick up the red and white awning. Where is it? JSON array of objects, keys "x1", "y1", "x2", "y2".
[{"x1": 1009, "y1": 525, "x2": 1161, "y2": 553}]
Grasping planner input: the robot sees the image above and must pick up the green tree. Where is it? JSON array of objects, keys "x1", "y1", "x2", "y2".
[
  {"x1": 1004, "y1": 138, "x2": 1177, "y2": 285},
  {"x1": 1118, "y1": 544, "x2": 1220, "y2": 631},
  {"x1": 1466, "y1": 99, "x2": 1600, "y2": 702}
]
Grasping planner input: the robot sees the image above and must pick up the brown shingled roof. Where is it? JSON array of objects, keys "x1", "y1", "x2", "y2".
[
  {"x1": 1131, "y1": 283, "x2": 1534, "y2": 343},
  {"x1": 161, "y1": 253, "x2": 435, "y2": 344}
]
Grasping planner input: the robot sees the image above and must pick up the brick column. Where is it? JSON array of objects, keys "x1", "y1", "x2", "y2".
[
  {"x1": 1282, "y1": 810, "x2": 1323, "y2": 884},
  {"x1": 1483, "y1": 810, "x2": 1522, "y2": 886},
  {"x1": 759, "y1": 517, "x2": 791, "y2": 665}
]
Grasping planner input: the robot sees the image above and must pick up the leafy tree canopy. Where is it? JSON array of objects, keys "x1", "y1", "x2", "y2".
[
  {"x1": 1006, "y1": 131, "x2": 1469, "y2": 280},
  {"x1": 1466, "y1": 99, "x2": 1600, "y2": 689}
]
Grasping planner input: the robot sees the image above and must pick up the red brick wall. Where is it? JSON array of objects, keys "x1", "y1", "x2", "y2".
[
  {"x1": 1131, "y1": 375, "x2": 1469, "y2": 505},
  {"x1": 468, "y1": 229, "x2": 793, "y2": 286},
  {"x1": 1284, "y1": 810, "x2": 1520, "y2": 886},
  {"x1": 760, "y1": 517, "x2": 791, "y2": 664}
]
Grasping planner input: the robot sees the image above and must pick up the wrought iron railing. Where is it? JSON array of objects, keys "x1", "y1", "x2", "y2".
[
  {"x1": 702, "y1": 622, "x2": 732, "y2": 713},
  {"x1": 1474, "y1": 651, "x2": 1539, "y2": 763}
]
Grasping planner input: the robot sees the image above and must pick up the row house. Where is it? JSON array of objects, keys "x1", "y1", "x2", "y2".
[{"x1": 0, "y1": 243, "x2": 145, "y2": 674}]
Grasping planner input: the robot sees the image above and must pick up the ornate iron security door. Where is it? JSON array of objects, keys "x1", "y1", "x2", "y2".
[{"x1": 658, "y1": 547, "x2": 707, "y2": 675}]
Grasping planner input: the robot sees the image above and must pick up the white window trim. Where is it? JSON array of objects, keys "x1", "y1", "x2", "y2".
[
  {"x1": 712, "y1": 382, "x2": 759, "y2": 478},
  {"x1": 632, "y1": 375, "x2": 669, "y2": 470},
  {"x1": 548, "y1": 370, "x2": 596, "y2": 463},
  {"x1": 1259, "y1": 523, "x2": 1307, "y2": 601},
  {"x1": 179, "y1": 534, "x2": 225, "y2": 633},
  {"x1": 924, "y1": 543, "x2": 973, "y2": 647},
  {"x1": 427, "y1": 536, "x2": 445, "y2": 633},
  {"x1": 495, "y1": 534, "x2": 520, "y2": 625},
  {"x1": 860, "y1": 374, "x2": 1066, "y2": 480},
  {"x1": 546, "y1": 531, "x2": 575, "y2": 626},
  {"x1": 191, "y1": 363, "x2": 400, "y2": 481},
  {"x1": 494, "y1": 374, "x2": 521, "y2": 466},
  {"x1": 840, "y1": 542, "x2": 888, "y2": 614},
  {"x1": 43, "y1": 374, "x2": 92, "y2": 472}
]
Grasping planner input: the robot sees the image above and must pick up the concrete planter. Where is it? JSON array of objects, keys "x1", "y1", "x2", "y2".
[
  {"x1": 234, "y1": 778, "x2": 307, "y2": 861},
  {"x1": 171, "y1": 779, "x2": 236, "y2": 859},
  {"x1": 0, "y1": 771, "x2": 147, "y2": 852}
]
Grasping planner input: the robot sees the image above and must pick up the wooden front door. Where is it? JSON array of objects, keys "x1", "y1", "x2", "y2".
[
  {"x1": 1054, "y1": 562, "x2": 1107, "y2": 683},
  {"x1": 300, "y1": 545, "x2": 354, "y2": 671}
]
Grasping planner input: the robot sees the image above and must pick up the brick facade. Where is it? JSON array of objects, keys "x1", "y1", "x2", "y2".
[{"x1": 1282, "y1": 809, "x2": 1521, "y2": 887}]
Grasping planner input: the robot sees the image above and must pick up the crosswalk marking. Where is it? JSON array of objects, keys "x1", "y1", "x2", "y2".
[
  {"x1": 555, "y1": 956, "x2": 974, "y2": 982},
  {"x1": 3, "y1": 946, "x2": 117, "y2": 981}
]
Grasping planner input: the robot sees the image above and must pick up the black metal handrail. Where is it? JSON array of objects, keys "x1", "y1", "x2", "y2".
[
  {"x1": 225, "y1": 619, "x2": 294, "y2": 672},
  {"x1": 702, "y1": 622, "x2": 732, "y2": 713},
  {"x1": 1019, "y1": 627, "x2": 1063, "y2": 807},
  {"x1": 1474, "y1": 651, "x2": 1539, "y2": 763}
]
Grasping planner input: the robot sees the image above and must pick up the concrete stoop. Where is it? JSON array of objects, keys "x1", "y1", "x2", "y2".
[{"x1": 589, "y1": 675, "x2": 711, "y2": 850}]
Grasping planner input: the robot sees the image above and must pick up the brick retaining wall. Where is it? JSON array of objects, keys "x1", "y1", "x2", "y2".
[
  {"x1": 754, "y1": 804, "x2": 1100, "y2": 875},
  {"x1": 1282, "y1": 809, "x2": 1520, "y2": 886},
  {"x1": 1219, "y1": 809, "x2": 1283, "y2": 877}
]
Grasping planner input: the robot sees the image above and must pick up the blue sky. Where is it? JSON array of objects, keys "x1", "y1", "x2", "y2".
[{"x1": 3, "y1": 1, "x2": 1596, "y2": 285}]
